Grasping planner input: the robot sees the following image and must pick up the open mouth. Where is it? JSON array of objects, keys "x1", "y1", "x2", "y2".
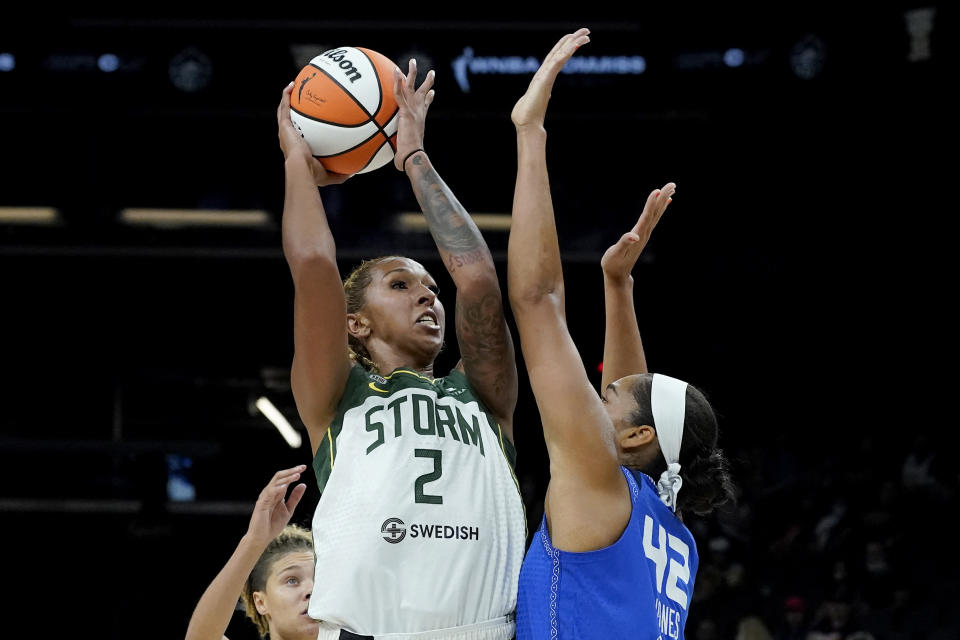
[{"x1": 416, "y1": 312, "x2": 439, "y2": 327}]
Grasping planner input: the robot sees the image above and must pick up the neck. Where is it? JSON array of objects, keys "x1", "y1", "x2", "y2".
[
  {"x1": 367, "y1": 341, "x2": 436, "y2": 377},
  {"x1": 268, "y1": 629, "x2": 294, "y2": 640}
]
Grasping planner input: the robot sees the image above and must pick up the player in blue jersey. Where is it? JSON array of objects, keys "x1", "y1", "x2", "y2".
[{"x1": 508, "y1": 30, "x2": 736, "y2": 639}]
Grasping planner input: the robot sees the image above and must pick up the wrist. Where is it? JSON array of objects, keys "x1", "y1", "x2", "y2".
[
  {"x1": 401, "y1": 148, "x2": 426, "y2": 173},
  {"x1": 284, "y1": 151, "x2": 311, "y2": 170},
  {"x1": 239, "y1": 531, "x2": 271, "y2": 553},
  {"x1": 516, "y1": 124, "x2": 547, "y2": 139},
  {"x1": 603, "y1": 272, "x2": 634, "y2": 288}
]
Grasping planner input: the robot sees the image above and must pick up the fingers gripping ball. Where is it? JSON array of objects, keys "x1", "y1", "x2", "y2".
[{"x1": 290, "y1": 47, "x2": 399, "y2": 175}]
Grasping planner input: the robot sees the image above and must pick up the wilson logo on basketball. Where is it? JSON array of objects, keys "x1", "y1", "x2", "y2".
[{"x1": 322, "y1": 48, "x2": 362, "y2": 83}]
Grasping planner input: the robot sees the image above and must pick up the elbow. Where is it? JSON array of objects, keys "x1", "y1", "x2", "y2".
[
  {"x1": 184, "y1": 622, "x2": 204, "y2": 640},
  {"x1": 287, "y1": 250, "x2": 339, "y2": 282},
  {"x1": 455, "y1": 267, "x2": 501, "y2": 295},
  {"x1": 509, "y1": 282, "x2": 564, "y2": 310}
]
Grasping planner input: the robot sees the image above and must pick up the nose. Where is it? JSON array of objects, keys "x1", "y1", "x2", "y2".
[{"x1": 417, "y1": 284, "x2": 436, "y2": 306}]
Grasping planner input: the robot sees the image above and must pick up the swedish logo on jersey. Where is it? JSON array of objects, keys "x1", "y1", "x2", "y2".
[
  {"x1": 380, "y1": 517, "x2": 479, "y2": 543},
  {"x1": 381, "y1": 517, "x2": 406, "y2": 543}
]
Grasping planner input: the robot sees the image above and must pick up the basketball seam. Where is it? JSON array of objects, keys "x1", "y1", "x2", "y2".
[
  {"x1": 355, "y1": 48, "x2": 384, "y2": 116},
  {"x1": 309, "y1": 61, "x2": 393, "y2": 144},
  {"x1": 290, "y1": 105, "x2": 371, "y2": 129},
  {"x1": 356, "y1": 137, "x2": 390, "y2": 173},
  {"x1": 311, "y1": 128, "x2": 388, "y2": 159},
  {"x1": 384, "y1": 107, "x2": 399, "y2": 152}
]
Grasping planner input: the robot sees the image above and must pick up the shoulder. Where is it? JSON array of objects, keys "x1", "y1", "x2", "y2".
[
  {"x1": 438, "y1": 368, "x2": 485, "y2": 403},
  {"x1": 628, "y1": 470, "x2": 694, "y2": 535},
  {"x1": 335, "y1": 365, "x2": 388, "y2": 408}
]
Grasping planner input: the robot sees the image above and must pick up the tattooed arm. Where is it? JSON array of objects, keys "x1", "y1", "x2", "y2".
[{"x1": 392, "y1": 60, "x2": 517, "y2": 437}]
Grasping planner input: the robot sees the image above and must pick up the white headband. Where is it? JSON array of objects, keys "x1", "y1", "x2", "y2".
[{"x1": 651, "y1": 373, "x2": 689, "y2": 512}]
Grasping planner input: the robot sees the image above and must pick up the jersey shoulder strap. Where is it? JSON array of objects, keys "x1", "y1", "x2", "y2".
[{"x1": 441, "y1": 368, "x2": 517, "y2": 469}]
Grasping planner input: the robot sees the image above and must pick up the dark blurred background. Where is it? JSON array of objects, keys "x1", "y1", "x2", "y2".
[{"x1": 0, "y1": 6, "x2": 950, "y2": 639}]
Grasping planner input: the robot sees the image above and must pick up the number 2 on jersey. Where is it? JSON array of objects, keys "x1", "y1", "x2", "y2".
[{"x1": 414, "y1": 448, "x2": 443, "y2": 504}]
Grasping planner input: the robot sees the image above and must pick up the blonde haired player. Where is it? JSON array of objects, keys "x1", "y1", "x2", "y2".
[
  {"x1": 186, "y1": 466, "x2": 317, "y2": 640},
  {"x1": 275, "y1": 52, "x2": 524, "y2": 639}
]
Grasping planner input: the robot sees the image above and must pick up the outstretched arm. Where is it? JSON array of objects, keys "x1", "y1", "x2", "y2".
[
  {"x1": 599, "y1": 184, "x2": 675, "y2": 390},
  {"x1": 393, "y1": 61, "x2": 518, "y2": 436},
  {"x1": 185, "y1": 466, "x2": 307, "y2": 640},
  {"x1": 507, "y1": 29, "x2": 631, "y2": 551},
  {"x1": 276, "y1": 84, "x2": 353, "y2": 453}
]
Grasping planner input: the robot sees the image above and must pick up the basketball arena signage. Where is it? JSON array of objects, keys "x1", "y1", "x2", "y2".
[{"x1": 452, "y1": 46, "x2": 646, "y2": 92}]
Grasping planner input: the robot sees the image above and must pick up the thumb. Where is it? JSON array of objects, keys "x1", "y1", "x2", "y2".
[{"x1": 617, "y1": 231, "x2": 640, "y2": 247}]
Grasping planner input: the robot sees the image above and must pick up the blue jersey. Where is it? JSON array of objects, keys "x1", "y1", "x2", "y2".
[{"x1": 516, "y1": 467, "x2": 698, "y2": 639}]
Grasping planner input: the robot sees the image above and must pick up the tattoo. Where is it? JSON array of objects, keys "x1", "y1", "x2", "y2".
[
  {"x1": 447, "y1": 249, "x2": 486, "y2": 272},
  {"x1": 408, "y1": 155, "x2": 515, "y2": 418},
  {"x1": 456, "y1": 292, "x2": 514, "y2": 402},
  {"x1": 410, "y1": 158, "x2": 484, "y2": 259}
]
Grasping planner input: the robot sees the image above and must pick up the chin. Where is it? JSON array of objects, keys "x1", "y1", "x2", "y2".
[
  {"x1": 282, "y1": 618, "x2": 319, "y2": 640},
  {"x1": 416, "y1": 337, "x2": 444, "y2": 359}
]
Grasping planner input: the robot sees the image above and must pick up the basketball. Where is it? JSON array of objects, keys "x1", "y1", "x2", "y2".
[{"x1": 290, "y1": 47, "x2": 399, "y2": 175}]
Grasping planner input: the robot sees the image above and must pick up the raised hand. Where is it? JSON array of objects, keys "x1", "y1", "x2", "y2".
[
  {"x1": 600, "y1": 183, "x2": 676, "y2": 283},
  {"x1": 511, "y1": 28, "x2": 590, "y2": 131},
  {"x1": 245, "y1": 465, "x2": 308, "y2": 547},
  {"x1": 277, "y1": 83, "x2": 351, "y2": 186},
  {"x1": 393, "y1": 59, "x2": 436, "y2": 171}
]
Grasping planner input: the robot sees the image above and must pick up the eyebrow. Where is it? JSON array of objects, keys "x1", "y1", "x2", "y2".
[
  {"x1": 605, "y1": 383, "x2": 619, "y2": 396},
  {"x1": 382, "y1": 267, "x2": 436, "y2": 286},
  {"x1": 276, "y1": 562, "x2": 310, "y2": 575}
]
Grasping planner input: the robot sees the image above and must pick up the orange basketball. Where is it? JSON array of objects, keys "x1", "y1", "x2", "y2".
[{"x1": 289, "y1": 47, "x2": 399, "y2": 175}]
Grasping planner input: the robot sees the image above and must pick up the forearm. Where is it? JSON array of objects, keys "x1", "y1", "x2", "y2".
[
  {"x1": 281, "y1": 155, "x2": 337, "y2": 269},
  {"x1": 406, "y1": 152, "x2": 517, "y2": 418},
  {"x1": 508, "y1": 128, "x2": 564, "y2": 308},
  {"x1": 600, "y1": 274, "x2": 647, "y2": 390},
  {"x1": 185, "y1": 535, "x2": 265, "y2": 640},
  {"x1": 405, "y1": 151, "x2": 496, "y2": 285}
]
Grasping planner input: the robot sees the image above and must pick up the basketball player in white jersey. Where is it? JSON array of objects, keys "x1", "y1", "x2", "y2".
[{"x1": 274, "y1": 57, "x2": 525, "y2": 640}]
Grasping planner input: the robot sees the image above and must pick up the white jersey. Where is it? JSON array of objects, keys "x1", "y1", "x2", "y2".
[{"x1": 308, "y1": 365, "x2": 526, "y2": 638}]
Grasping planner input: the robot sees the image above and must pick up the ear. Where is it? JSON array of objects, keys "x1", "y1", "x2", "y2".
[
  {"x1": 619, "y1": 425, "x2": 656, "y2": 452},
  {"x1": 346, "y1": 312, "x2": 371, "y2": 339},
  {"x1": 253, "y1": 590, "x2": 268, "y2": 616}
]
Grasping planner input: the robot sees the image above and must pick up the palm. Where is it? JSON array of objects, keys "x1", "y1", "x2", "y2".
[
  {"x1": 393, "y1": 59, "x2": 436, "y2": 171},
  {"x1": 260, "y1": 500, "x2": 293, "y2": 538},
  {"x1": 277, "y1": 84, "x2": 350, "y2": 186},
  {"x1": 246, "y1": 466, "x2": 307, "y2": 546},
  {"x1": 511, "y1": 28, "x2": 590, "y2": 129},
  {"x1": 601, "y1": 183, "x2": 676, "y2": 280},
  {"x1": 601, "y1": 235, "x2": 643, "y2": 277}
]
